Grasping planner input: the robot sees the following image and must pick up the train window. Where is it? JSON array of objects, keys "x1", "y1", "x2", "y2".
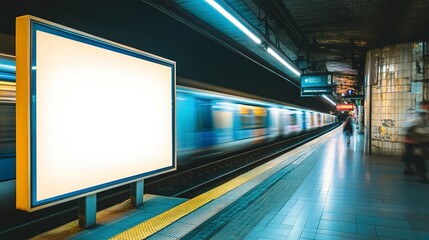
[
  {"x1": 0, "y1": 103, "x2": 15, "y2": 156},
  {"x1": 290, "y1": 113, "x2": 298, "y2": 125},
  {"x1": 0, "y1": 81, "x2": 16, "y2": 103},
  {"x1": 239, "y1": 105, "x2": 266, "y2": 129},
  {"x1": 196, "y1": 98, "x2": 213, "y2": 131},
  {"x1": 0, "y1": 80, "x2": 16, "y2": 157},
  {"x1": 213, "y1": 110, "x2": 233, "y2": 129},
  {"x1": 309, "y1": 112, "x2": 314, "y2": 126}
]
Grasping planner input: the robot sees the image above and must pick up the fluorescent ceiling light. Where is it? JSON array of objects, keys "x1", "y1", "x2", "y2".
[
  {"x1": 266, "y1": 47, "x2": 301, "y2": 76},
  {"x1": 322, "y1": 94, "x2": 336, "y2": 106},
  {"x1": 205, "y1": 0, "x2": 262, "y2": 44}
]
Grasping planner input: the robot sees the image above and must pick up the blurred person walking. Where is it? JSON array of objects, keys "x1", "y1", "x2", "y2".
[
  {"x1": 404, "y1": 101, "x2": 429, "y2": 183},
  {"x1": 343, "y1": 117, "x2": 353, "y2": 144},
  {"x1": 403, "y1": 108, "x2": 420, "y2": 175}
]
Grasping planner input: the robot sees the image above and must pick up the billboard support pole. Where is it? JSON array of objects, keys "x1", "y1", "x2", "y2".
[
  {"x1": 78, "y1": 194, "x2": 97, "y2": 228},
  {"x1": 130, "y1": 180, "x2": 144, "y2": 207}
]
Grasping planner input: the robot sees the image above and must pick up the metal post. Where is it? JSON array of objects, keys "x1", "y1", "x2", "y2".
[
  {"x1": 78, "y1": 194, "x2": 97, "y2": 228},
  {"x1": 130, "y1": 180, "x2": 144, "y2": 207}
]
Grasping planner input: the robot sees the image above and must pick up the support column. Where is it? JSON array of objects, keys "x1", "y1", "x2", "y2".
[
  {"x1": 364, "y1": 52, "x2": 375, "y2": 155},
  {"x1": 130, "y1": 180, "x2": 144, "y2": 207},
  {"x1": 358, "y1": 105, "x2": 364, "y2": 134},
  {"x1": 78, "y1": 194, "x2": 97, "y2": 228}
]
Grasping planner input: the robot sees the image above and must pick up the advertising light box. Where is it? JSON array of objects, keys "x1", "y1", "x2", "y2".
[
  {"x1": 16, "y1": 15, "x2": 176, "y2": 211},
  {"x1": 336, "y1": 104, "x2": 354, "y2": 111}
]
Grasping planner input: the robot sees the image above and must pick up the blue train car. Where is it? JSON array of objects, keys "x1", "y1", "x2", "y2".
[
  {"x1": 175, "y1": 79, "x2": 336, "y2": 166},
  {"x1": 177, "y1": 85, "x2": 276, "y2": 164},
  {"x1": 0, "y1": 54, "x2": 16, "y2": 212}
]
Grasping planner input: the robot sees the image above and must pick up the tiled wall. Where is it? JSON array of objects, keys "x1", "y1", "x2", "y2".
[{"x1": 365, "y1": 42, "x2": 429, "y2": 156}]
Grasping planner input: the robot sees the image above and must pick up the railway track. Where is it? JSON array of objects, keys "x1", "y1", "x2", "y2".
[{"x1": 145, "y1": 123, "x2": 340, "y2": 198}]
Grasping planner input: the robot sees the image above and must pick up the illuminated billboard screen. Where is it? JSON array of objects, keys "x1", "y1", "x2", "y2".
[{"x1": 16, "y1": 15, "x2": 176, "y2": 211}]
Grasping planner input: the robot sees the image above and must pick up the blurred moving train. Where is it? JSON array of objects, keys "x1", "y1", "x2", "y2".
[
  {"x1": 176, "y1": 79, "x2": 337, "y2": 165},
  {"x1": 0, "y1": 54, "x2": 336, "y2": 212}
]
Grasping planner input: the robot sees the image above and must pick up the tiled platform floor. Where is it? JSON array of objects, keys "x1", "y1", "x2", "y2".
[
  {"x1": 32, "y1": 127, "x2": 429, "y2": 240},
  {"x1": 190, "y1": 130, "x2": 429, "y2": 240}
]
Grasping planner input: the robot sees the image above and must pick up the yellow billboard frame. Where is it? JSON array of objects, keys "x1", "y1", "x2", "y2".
[{"x1": 16, "y1": 15, "x2": 176, "y2": 212}]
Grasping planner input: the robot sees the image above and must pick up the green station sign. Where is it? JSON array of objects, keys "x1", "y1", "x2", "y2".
[{"x1": 300, "y1": 74, "x2": 333, "y2": 96}]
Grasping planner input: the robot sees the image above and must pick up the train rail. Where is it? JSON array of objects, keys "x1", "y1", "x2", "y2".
[{"x1": 145, "y1": 123, "x2": 339, "y2": 198}]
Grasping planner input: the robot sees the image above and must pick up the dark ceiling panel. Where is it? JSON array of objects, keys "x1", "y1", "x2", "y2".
[
  {"x1": 251, "y1": 0, "x2": 429, "y2": 97},
  {"x1": 1, "y1": 0, "x2": 428, "y2": 107}
]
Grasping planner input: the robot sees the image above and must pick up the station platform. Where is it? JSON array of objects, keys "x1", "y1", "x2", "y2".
[{"x1": 32, "y1": 126, "x2": 429, "y2": 240}]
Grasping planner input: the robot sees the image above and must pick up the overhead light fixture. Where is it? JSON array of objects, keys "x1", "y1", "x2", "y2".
[
  {"x1": 205, "y1": 0, "x2": 262, "y2": 44},
  {"x1": 322, "y1": 94, "x2": 336, "y2": 106},
  {"x1": 266, "y1": 47, "x2": 301, "y2": 76},
  {"x1": 204, "y1": 1, "x2": 302, "y2": 78}
]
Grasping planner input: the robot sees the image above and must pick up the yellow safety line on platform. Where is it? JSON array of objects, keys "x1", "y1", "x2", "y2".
[
  {"x1": 110, "y1": 173, "x2": 254, "y2": 240},
  {"x1": 110, "y1": 127, "x2": 340, "y2": 240}
]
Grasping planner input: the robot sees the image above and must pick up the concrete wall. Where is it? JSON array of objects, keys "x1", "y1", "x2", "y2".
[{"x1": 364, "y1": 42, "x2": 429, "y2": 156}]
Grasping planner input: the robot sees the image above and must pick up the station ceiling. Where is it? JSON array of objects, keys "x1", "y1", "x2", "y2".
[
  {"x1": 145, "y1": 0, "x2": 429, "y2": 99},
  {"x1": 1, "y1": 0, "x2": 429, "y2": 107}
]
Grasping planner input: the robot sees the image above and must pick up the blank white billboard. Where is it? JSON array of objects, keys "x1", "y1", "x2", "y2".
[{"x1": 16, "y1": 15, "x2": 176, "y2": 211}]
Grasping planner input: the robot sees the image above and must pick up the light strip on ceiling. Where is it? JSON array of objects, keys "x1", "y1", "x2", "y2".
[
  {"x1": 266, "y1": 47, "x2": 301, "y2": 76},
  {"x1": 322, "y1": 94, "x2": 336, "y2": 106},
  {"x1": 205, "y1": 0, "x2": 262, "y2": 44}
]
